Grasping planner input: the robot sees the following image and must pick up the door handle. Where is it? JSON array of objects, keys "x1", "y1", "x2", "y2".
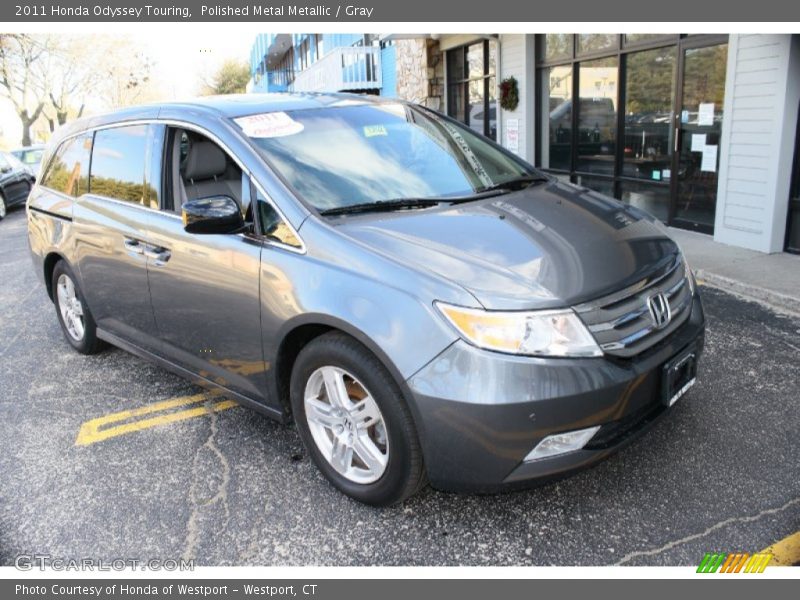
[
  {"x1": 143, "y1": 245, "x2": 171, "y2": 265},
  {"x1": 123, "y1": 238, "x2": 144, "y2": 255}
]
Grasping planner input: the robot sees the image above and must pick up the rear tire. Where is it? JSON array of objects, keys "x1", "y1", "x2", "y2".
[
  {"x1": 290, "y1": 332, "x2": 426, "y2": 506},
  {"x1": 52, "y1": 261, "x2": 105, "y2": 354}
]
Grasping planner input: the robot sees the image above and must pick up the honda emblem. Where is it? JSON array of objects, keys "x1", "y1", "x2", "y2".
[{"x1": 647, "y1": 292, "x2": 672, "y2": 329}]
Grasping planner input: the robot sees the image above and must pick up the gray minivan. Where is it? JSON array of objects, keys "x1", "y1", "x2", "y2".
[{"x1": 28, "y1": 94, "x2": 704, "y2": 505}]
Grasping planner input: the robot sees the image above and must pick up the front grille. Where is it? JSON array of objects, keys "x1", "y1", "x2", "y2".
[{"x1": 574, "y1": 255, "x2": 693, "y2": 358}]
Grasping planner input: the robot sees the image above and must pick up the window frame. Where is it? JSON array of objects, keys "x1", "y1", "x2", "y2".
[{"x1": 445, "y1": 38, "x2": 498, "y2": 140}]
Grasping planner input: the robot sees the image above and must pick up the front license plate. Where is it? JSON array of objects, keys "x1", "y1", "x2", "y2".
[{"x1": 662, "y1": 346, "x2": 697, "y2": 407}]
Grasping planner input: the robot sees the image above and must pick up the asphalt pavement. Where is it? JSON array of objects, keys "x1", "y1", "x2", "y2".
[{"x1": 0, "y1": 204, "x2": 798, "y2": 566}]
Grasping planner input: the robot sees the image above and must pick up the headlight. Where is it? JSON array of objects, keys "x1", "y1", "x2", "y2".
[{"x1": 435, "y1": 302, "x2": 602, "y2": 358}]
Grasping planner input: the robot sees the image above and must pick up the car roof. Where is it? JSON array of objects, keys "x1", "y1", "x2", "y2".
[
  {"x1": 48, "y1": 92, "x2": 401, "y2": 148},
  {"x1": 170, "y1": 92, "x2": 392, "y2": 117}
]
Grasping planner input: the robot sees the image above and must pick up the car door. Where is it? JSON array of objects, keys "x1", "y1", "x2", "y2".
[
  {"x1": 145, "y1": 126, "x2": 267, "y2": 402},
  {"x1": 72, "y1": 124, "x2": 161, "y2": 351}
]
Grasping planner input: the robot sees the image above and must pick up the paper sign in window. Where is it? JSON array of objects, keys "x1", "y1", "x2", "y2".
[
  {"x1": 691, "y1": 134, "x2": 706, "y2": 152},
  {"x1": 701, "y1": 145, "x2": 718, "y2": 172},
  {"x1": 698, "y1": 103, "x2": 715, "y2": 126},
  {"x1": 234, "y1": 112, "x2": 304, "y2": 138}
]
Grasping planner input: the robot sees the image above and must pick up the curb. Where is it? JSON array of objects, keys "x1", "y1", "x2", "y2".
[{"x1": 695, "y1": 269, "x2": 800, "y2": 317}]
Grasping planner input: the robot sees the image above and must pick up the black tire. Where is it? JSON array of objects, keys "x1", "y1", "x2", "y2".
[
  {"x1": 0, "y1": 192, "x2": 7, "y2": 221},
  {"x1": 51, "y1": 261, "x2": 106, "y2": 354},
  {"x1": 290, "y1": 331, "x2": 426, "y2": 506}
]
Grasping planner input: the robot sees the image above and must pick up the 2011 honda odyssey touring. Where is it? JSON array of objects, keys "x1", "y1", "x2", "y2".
[{"x1": 28, "y1": 94, "x2": 704, "y2": 505}]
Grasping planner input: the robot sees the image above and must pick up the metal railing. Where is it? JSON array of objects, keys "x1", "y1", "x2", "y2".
[{"x1": 290, "y1": 46, "x2": 382, "y2": 93}]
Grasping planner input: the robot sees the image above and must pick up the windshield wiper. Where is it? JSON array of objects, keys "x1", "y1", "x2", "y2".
[
  {"x1": 319, "y1": 197, "x2": 446, "y2": 216},
  {"x1": 444, "y1": 174, "x2": 552, "y2": 206},
  {"x1": 478, "y1": 173, "x2": 552, "y2": 193}
]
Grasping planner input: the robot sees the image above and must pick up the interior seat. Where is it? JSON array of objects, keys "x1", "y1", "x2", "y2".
[{"x1": 178, "y1": 140, "x2": 242, "y2": 210}]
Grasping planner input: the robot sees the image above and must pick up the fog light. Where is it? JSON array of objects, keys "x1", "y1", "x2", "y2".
[{"x1": 524, "y1": 426, "x2": 601, "y2": 462}]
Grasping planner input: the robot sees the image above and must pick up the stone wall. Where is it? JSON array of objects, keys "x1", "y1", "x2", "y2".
[{"x1": 394, "y1": 38, "x2": 444, "y2": 111}]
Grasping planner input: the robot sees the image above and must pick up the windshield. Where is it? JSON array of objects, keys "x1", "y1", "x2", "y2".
[{"x1": 236, "y1": 103, "x2": 537, "y2": 212}]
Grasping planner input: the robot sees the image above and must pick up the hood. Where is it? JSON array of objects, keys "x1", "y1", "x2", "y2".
[{"x1": 335, "y1": 181, "x2": 680, "y2": 310}]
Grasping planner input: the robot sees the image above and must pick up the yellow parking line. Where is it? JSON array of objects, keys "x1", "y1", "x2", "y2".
[
  {"x1": 75, "y1": 393, "x2": 238, "y2": 446},
  {"x1": 761, "y1": 530, "x2": 800, "y2": 566}
]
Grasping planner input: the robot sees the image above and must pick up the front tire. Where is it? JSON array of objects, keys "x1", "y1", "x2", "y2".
[
  {"x1": 290, "y1": 332, "x2": 426, "y2": 505},
  {"x1": 52, "y1": 261, "x2": 105, "y2": 354},
  {"x1": 0, "y1": 192, "x2": 7, "y2": 220}
]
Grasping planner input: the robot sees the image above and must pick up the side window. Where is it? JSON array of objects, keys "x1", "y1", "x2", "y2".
[
  {"x1": 168, "y1": 127, "x2": 251, "y2": 223},
  {"x1": 41, "y1": 134, "x2": 92, "y2": 197},
  {"x1": 90, "y1": 125, "x2": 157, "y2": 207},
  {"x1": 256, "y1": 188, "x2": 301, "y2": 248}
]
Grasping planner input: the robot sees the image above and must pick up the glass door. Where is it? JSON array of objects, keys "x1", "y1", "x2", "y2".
[{"x1": 671, "y1": 42, "x2": 728, "y2": 233}]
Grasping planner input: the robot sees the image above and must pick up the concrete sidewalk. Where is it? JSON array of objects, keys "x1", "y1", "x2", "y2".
[{"x1": 669, "y1": 228, "x2": 800, "y2": 315}]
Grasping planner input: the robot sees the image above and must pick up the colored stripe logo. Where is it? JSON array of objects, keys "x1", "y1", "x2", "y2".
[{"x1": 697, "y1": 552, "x2": 772, "y2": 573}]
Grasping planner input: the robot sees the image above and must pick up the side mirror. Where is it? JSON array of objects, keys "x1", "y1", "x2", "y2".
[
  {"x1": 0, "y1": 165, "x2": 11, "y2": 174},
  {"x1": 182, "y1": 196, "x2": 244, "y2": 235}
]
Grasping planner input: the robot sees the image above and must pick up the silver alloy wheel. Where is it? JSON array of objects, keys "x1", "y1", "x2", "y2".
[
  {"x1": 56, "y1": 273, "x2": 85, "y2": 341},
  {"x1": 303, "y1": 366, "x2": 389, "y2": 484},
  {"x1": 0, "y1": 196, "x2": 6, "y2": 218}
]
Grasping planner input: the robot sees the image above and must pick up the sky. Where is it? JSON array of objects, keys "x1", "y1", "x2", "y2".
[{"x1": 0, "y1": 32, "x2": 255, "y2": 149}]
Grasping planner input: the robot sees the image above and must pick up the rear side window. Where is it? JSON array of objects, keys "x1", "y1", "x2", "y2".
[
  {"x1": 90, "y1": 125, "x2": 157, "y2": 208},
  {"x1": 41, "y1": 134, "x2": 92, "y2": 197}
]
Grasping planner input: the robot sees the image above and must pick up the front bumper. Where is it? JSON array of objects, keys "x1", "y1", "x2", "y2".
[{"x1": 407, "y1": 294, "x2": 705, "y2": 492}]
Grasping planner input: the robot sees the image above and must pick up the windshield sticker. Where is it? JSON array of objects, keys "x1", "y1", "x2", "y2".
[
  {"x1": 363, "y1": 125, "x2": 388, "y2": 138},
  {"x1": 234, "y1": 112, "x2": 304, "y2": 138}
]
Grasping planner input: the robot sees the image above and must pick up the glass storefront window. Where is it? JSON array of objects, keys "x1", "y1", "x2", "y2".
[
  {"x1": 446, "y1": 39, "x2": 498, "y2": 140},
  {"x1": 576, "y1": 175, "x2": 615, "y2": 198},
  {"x1": 447, "y1": 47, "x2": 465, "y2": 81},
  {"x1": 674, "y1": 44, "x2": 728, "y2": 229},
  {"x1": 577, "y1": 57, "x2": 618, "y2": 174},
  {"x1": 544, "y1": 34, "x2": 573, "y2": 62},
  {"x1": 623, "y1": 34, "x2": 676, "y2": 46},
  {"x1": 468, "y1": 79, "x2": 484, "y2": 135},
  {"x1": 539, "y1": 65, "x2": 573, "y2": 171},
  {"x1": 577, "y1": 34, "x2": 617, "y2": 55},
  {"x1": 621, "y1": 181, "x2": 670, "y2": 222},
  {"x1": 487, "y1": 76, "x2": 497, "y2": 141},
  {"x1": 622, "y1": 46, "x2": 676, "y2": 181},
  {"x1": 535, "y1": 34, "x2": 729, "y2": 234},
  {"x1": 467, "y1": 43, "x2": 484, "y2": 79},
  {"x1": 448, "y1": 83, "x2": 465, "y2": 123}
]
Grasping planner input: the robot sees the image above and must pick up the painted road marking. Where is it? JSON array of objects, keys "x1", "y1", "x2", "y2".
[
  {"x1": 761, "y1": 530, "x2": 800, "y2": 566},
  {"x1": 75, "y1": 393, "x2": 238, "y2": 446}
]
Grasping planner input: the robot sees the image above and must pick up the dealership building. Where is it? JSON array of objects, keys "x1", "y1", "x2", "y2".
[{"x1": 249, "y1": 34, "x2": 800, "y2": 254}]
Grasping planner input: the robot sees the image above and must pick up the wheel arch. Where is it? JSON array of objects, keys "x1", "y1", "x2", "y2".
[
  {"x1": 43, "y1": 251, "x2": 69, "y2": 301},
  {"x1": 270, "y1": 314, "x2": 423, "y2": 429}
]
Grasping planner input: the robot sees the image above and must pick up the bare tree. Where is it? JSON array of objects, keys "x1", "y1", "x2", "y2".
[
  {"x1": 95, "y1": 38, "x2": 155, "y2": 108},
  {"x1": 0, "y1": 34, "x2": 53, "y2": 146},
  {"x1": 43, "y1": 37, "x2": 99, "y2": 131}
]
